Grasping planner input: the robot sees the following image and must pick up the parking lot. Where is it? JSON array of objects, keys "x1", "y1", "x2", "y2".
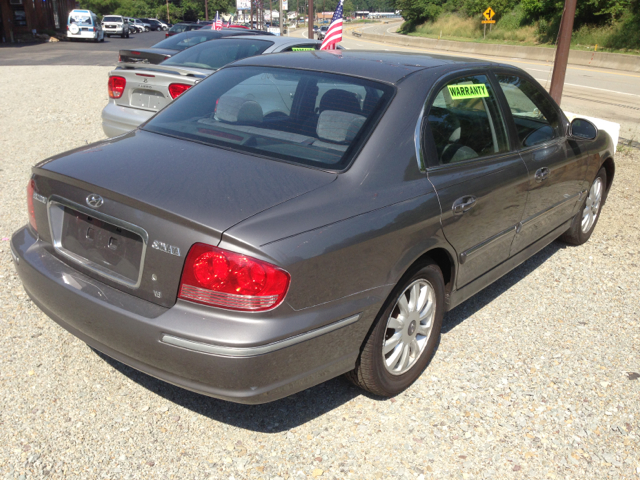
[
  {"x1": 1, "y1": 34, "x2": 640, "y2": 480},
  {"x1": 0, "y1": 31, "x2": 165, "y2": 66}
]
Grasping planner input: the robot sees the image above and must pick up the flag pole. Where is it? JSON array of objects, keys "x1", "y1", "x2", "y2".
[{"x1": 307, "y1": 0, "x2": 313, "y2": 39}]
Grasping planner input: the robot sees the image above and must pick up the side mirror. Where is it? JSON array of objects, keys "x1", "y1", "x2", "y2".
[{"x1": 570, "y1": 118, "x2": 597, "y2": 140}]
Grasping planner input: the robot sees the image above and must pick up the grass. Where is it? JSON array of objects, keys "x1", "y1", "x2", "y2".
[{"x1": 402, "y1": 13, "x2": 640, "y2": 55}]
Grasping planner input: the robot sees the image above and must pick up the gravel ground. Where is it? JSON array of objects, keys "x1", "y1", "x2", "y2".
[{"x1": 1, "y1": 65, "x2": 640, "y2": 480}]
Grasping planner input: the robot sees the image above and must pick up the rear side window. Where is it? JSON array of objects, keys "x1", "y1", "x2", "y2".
[
  {"x1": 496, "y1": 74, "x2": 560, "y2": 148},
  {"x1": 143, "y1": 66, "x2": 394, "y2": 170},
  {"x1": 163, "y1": 39, "x2": 274, "y2": 70},
  {"x1": 427, "y1": 74, "x2": 509, "y2": 165}
]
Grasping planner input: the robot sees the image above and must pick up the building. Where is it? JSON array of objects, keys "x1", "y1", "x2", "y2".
[{"x1": 1, "y1": 0, "x2": 77, "y2": 42}]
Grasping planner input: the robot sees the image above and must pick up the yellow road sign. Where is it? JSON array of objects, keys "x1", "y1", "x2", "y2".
[
  {"x1": 483, "y1": 7, "x2": 495, "y2": 20},
  {"x1": 481, "y1": 20, "x2": 496, "y2": 24}
]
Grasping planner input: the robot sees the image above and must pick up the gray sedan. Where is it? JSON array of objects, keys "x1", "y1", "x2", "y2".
[
  {"x1": 102, "y1": 36, "x2": 321, "y2": 138},
  {"x1": 12, "y1": 51, "x2": 614, "y2": 404}
]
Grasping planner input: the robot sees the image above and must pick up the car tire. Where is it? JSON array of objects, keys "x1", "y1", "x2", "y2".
[
  {"x1": 560, "y1": 167, "x2": 607, "y2": 246},
  {"x1": 106, "y1": 34, "x2": 110, "y2": 38},
  {"x1": 346, "y1": 260, "x2": 444, "y2": 397}
]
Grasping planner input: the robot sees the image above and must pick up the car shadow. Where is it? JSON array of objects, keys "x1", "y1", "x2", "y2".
[
  {"x1": 442, "y1": 241, "x2": 565, "y2": 333},
  {"x1": 92, "y1": 348, "x2": 362, "y2": 432},
  {"x1": 92, "y1": 241, "x2": 566, "y2": 432}
]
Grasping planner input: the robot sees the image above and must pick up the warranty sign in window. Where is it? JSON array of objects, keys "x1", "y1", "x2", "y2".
[{"x1": 448, "y1": 84, "x2": 490, "y2": 100}]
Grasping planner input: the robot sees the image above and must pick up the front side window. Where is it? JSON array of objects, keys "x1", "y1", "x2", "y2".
[
  {"x1": 496, "y1": 74, "x2": 560, "y2": 148},
  {"x1": 143, "y1": 66, "x2": 394, "y2": 170},
  {"x1": 427, "y1": 74, "x2": 509, "y2": 165},
  {"x1": 164, "y1": 39, "x2": 273, "y2": 70}
]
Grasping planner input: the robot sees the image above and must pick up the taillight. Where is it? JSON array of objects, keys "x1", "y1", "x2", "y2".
[
  {"x1": 168, "y1": 83, "x2": 192, "y2": 99},
  {"x1": 93, "y1": 27, "x2": 96, "y2": 32},
  {"x1": 108, "y1": 76, "x2": 126, "y2": 99},
  {"x1": 165, "y1": 32, "x2": 169, "y2": 37},
  {"x1": 27, "y1": 179, "x2": 37, "y2": 232},
  {"x1": 178, "y1": 243, "x2": 290, "y2": 311}
]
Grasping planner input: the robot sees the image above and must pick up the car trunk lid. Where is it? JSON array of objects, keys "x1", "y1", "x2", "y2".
[
  {"x1": 31, "y1": 130, "x2": 336, "y2": 307},
  {"x1": 119, "y1": 48, "x2": 177, "y2": 65},
  {"x1": 111, "y1": 63, "x2": 210, "y2": 112}
]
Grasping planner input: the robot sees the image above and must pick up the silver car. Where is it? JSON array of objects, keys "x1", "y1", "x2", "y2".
[{"x1": 102, "y1": 36, "x2": 320, "y2": 138}]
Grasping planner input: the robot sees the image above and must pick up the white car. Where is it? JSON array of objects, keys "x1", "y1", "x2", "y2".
[
  {"x1": 67, "y1": 9, "x2": 104, "y2": 42},
  {"x1": 126, "y1": 18, "x2": 146, "y2": 33},
  {"x1": 102, "y1": 15, "x2": 130, "y2": 38}
]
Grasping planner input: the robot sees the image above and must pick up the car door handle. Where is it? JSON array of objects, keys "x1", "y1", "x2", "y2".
[
  {"x1": 452, "y1": 196, "x2": 477, "y2": 215},
  {"x1": 535, "y1": 167, "x2": 550, "y2": 183}
]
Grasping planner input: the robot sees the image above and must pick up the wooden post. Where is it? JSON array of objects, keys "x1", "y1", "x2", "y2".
[
  {"x1": 205, "y1": 0, "x2": 209, "y2": 21},
  {"x1": 166, "y1": 0, "x2": 170, "y2": 23},
  {"x1": 549, "y1": 0, "x2": 577, "y2": 105}
]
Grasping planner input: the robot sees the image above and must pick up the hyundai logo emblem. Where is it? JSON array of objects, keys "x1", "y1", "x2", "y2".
[{"x1": 86, "y1": 194, "x2": 104, "y2": 209}]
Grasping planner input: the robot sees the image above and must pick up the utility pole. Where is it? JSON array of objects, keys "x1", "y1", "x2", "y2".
[
  {"x1": 549, "y1": 0, "x2": 577, "y2": 105},
  {"x1": 205, "y1": 0, "x2": 209, "y2": 21},
  {"x1": 166, "y1": 0, "x2": 170, "y2": 23},
  {"x1": 307, "y1": 0, "x2": 313, "y2": 39},
  {"x1": 251, "y1": 0, "x2": 254, "y2": 27},
  {"x1": 279, "y1": 0, "x2": 283, "y2": 35}
]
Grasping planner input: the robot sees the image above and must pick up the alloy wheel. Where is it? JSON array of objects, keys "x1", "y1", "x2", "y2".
[
  {"x1": 582, "y1": 177, "x2": 603, "y2": 233},
  {"x1": 382, "y1": 279, "x2": 436, "y2": 375}
]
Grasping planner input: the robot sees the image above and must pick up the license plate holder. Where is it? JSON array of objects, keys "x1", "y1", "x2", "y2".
[{"x1": 49, "y1": 198, "x2": 148, "y2": 288}]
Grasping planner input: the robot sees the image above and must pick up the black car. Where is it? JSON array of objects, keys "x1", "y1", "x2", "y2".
[
  {"x1": 118, "y1": 28, "x2": 273, "y2": 64},
  {"x1": 139, "y1": 18, "x2": 165, "y2": 31},
  {"x1": 12, "y1": 52, "x2": 614, "y2": 404},
  {"x1": 164, "y1": 22, "x2": 203, "y2": 37}
]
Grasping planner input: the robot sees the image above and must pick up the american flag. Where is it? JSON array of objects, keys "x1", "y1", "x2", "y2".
[
  {"x1": 320, "y1": 0, "x2": 343, "y2": 50},
  {"x1": 214, "y1": 11, "x2": 223, "y2": 30}
]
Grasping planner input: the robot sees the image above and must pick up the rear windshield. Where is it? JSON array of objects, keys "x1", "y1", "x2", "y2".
[
  {"x1": 153, "y1": 31, "x2": 215, "y2": 51},
  {"x1": 143, "y1": 66, "x2": 394, "y2": 170},
  {"x1": 168, "y1": 24, "x2": 189, "y2": 33},
  {"x1": 102, "y1": 16, "x2": 121, "y2": 23},
  {"x1": 69, "y1": 13, "x2": 93, "y2": 26},
  {"x1": 163, "y1": 39, "x2": 273, "y2": 70}
]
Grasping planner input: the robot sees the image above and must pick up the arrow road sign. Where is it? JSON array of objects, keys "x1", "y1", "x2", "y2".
[{"x1": 483, "y1": 7, "x2": 495, "y2": 20}]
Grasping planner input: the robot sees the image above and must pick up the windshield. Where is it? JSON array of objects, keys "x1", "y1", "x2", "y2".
[
  {"x1": 153, "y1": 31, "x2": 216, "y2": 50},
  {"x1": 69, "y1": 13, "x2": 92, "y2": 26},
  {"x1": 143, "y1": 66, "x2": 394, "y2": 170},
  {"x1": 103, "y1": 16, "x2": 121, "y2": 23},
  {"x1": 163, "y1": 39, "x2": 273, "y2": 70}
]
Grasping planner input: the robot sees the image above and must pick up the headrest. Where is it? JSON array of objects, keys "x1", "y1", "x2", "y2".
[
  {"x1": 316, "y1": 110, "x2": 366, "y2": 144},
  {"x1": 215, "y1": 96, "x2": 263, "y2": 124},
  {"x1": 319, "y1": 89, "x2": 361, "y2": 115}
]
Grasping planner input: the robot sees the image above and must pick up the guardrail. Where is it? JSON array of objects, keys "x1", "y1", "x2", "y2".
[{"x1": 352, "y1": 30, "x2": 640, "y2": 73}]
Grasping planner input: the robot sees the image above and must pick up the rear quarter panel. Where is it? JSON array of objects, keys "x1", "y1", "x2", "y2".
[{"x1": 221, "y1": 70, "x2": 454, "y2": 311}]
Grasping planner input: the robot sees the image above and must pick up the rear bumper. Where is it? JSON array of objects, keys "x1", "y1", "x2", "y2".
[
  {"x1": 101, "y1": 101, "x2": 154, "y2": 138},
  {"x1": 11, "y1": 226, "x2": 378, "y2": 404},
  {"x1": 67, "y1": 31, "x2": 98, "y2": 39}
]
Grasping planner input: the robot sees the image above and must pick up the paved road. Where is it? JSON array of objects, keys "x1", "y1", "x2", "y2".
[
  {"x1": 299, "y1": 23, "x2": 640, "y2": 142},
  {"x1": 0, "y1": 31, "x2": 166, "y2": 66}
]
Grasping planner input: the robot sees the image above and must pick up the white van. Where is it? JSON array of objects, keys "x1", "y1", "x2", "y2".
[{"x1": 67, "y1": 9, "x2": 104, "y2": 42}]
